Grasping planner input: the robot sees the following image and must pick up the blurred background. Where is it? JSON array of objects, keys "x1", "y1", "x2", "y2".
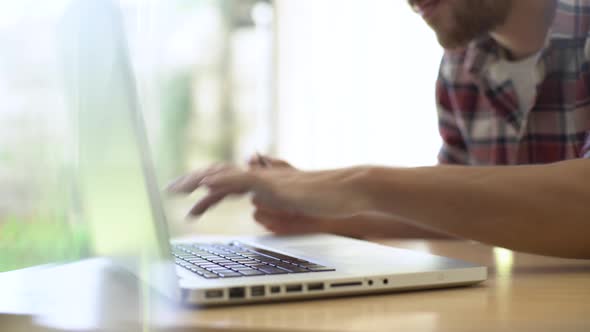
[{"x1": 0, "y1": 0, "x2": 442, "y2": 271}]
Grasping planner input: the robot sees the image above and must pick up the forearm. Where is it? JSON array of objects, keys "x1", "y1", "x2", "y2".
[{"x1": 354, "y1": 159, "x2": 590, "y2": 258}]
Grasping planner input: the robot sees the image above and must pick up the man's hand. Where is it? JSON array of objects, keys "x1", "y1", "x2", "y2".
[
  {"x1": 167, "y1": 159, "x2": 370, "y2": 220},
  {"x1": 169, "y1": 155, "x2": 454, "y2": 239},
  {"x1": 245, "y1": 155, "x2": 452, "y2": 238}
]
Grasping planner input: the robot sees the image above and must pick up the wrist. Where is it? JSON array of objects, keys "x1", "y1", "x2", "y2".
[
  {"x1": 349, "y1": 165, "x2": 409, "y2": 216},
  {"x1": 345, "y1": 166, "x2": 382, "y2": 214}
]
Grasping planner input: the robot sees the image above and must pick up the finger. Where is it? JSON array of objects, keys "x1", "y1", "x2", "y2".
[
  {"x1": 201, "y1": 170, "x2": 260, "y2": 193},
  {"x1": 166, "y1": 174, "x2": 189, "y2": 191},
  {"x1": 187, "y1": 190, "x2": 233, "y2": 217},
  {"x1": 169, "y1": 164, "x2": 231, "y2": 193}
]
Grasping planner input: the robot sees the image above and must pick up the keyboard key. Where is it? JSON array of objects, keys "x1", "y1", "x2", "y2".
[
  {"x1": 238, "y1": 269, "x2": 265, "y2": 276},
  {"x1": 231, "y1": 265, "x2": 253, "y2": 270},
  {"x1": 210, "y1": 259, "x2": 232, "y2": 264},
  {"x1": 207, "y1": 267, "x2": 233, "y2": 272},
  {"x1": 256, "y1": 257, "x2": 281, "y2": 264},
  {"x1": 224, "y1": 255, "x2": 243, "y2": 259},
  {"x1": 285, "y1": 258, "x2": 305, "y2": 262},
  {"x1": 232, "y1": 257, "x2": 254, "y2": 262},
  {"x1": 250, "y1": 249, "x2": 295, "y2": 261},
  {"x1": 274, "y1": 263, "x2": 309, "y2": 273},
  {"x1": 202, "y1": 273, "x2": 219, "y2": 279},
  {"x1": 243, "y1": 254, "x2": 261, "y2": 259},
  {"x1": 298, "y1": 263, "x2": 325, "y2": 268},
  {"x1": 257, "y1": 266, "x2": 289, "y2": 274},
  {"x1": 217, "y1": 271, "x2": 243, "y2": 278}
]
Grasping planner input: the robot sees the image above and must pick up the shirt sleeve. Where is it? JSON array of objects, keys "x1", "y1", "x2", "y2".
[
  {"x1": 436, "y1": 76, "x2": 470, "y2": 165},
  {"x1": 582, "y1": 132, "x2": 590, "y2": 158}
]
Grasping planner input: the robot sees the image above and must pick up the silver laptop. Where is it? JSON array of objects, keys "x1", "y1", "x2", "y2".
[{"x1": 58, "y1": 0, "x2": 486, "y2": 306}]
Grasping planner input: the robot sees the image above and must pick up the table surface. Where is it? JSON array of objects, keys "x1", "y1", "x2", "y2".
[{"x1": 2, "y1": 239, "x2": 590, "y2": 332}]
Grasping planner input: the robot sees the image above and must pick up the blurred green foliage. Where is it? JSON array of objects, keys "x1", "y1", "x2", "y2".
[{"x1": 0, "y1": 216, "x2": 89, "y2": 272}]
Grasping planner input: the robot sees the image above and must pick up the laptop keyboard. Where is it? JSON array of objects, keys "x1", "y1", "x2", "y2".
[{"x1": 172, "y1": 242, "x2": 335, "y2": 279}]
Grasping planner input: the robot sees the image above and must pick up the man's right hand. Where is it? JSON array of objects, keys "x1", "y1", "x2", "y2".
[{"x1": 247, "y1": 154, "x2": 453, "y2": 239}]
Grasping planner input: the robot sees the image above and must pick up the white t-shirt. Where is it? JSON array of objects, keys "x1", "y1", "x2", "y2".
[{"x1": 492, "y1": 51, "x2": 543, "y2": 113}]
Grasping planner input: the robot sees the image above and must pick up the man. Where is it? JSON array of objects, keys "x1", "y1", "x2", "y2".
[{"x1": 169, "y1": 0, "x2": 590, "y2": 259}]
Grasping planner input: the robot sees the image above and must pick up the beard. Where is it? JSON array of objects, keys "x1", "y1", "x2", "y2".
[{"x1": 410, "y1": 0, "x2": 513, "y2": 49}]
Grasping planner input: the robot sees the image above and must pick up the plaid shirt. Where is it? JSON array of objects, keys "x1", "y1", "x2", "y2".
[{"x1": 437, "y1": 0, "x2": 590, "y2": 165}]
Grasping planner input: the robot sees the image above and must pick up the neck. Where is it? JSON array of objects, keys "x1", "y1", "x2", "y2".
[{"x1": 490, "y1": 0, "x2": 557, "y2": 60}]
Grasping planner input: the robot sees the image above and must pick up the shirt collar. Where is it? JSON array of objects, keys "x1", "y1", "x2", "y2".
[{"x1": 463, "y1": 0, "x2": 571, "y2": 78}]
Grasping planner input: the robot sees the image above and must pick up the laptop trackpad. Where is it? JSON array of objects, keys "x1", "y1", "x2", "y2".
[{"x1": 250, "y1": 234, "x2": 412, "y2": 268}]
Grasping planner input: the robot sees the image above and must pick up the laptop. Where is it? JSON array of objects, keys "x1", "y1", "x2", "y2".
[{"x1": 58, "y1": 0, "x2": 486, "y2": 306}]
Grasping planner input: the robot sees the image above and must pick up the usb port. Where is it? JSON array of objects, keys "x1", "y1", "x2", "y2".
[
  {"x1": 251, "y1": 286, "x2": 265, "y2": 297},
  {"x1": 205, "y1": 289, "x2": 223, "y2": 298},
  {"x1": 270, "y1": 286, "x2": 281, "y2": 294},
  {"x1": 307, "y1": 283, "x2": 324, "y2": 291},
  {"x1": 285, "y1": 284, "x2": 303, "y2": 293},
  {"x1": 229, "y1": 287, "x2": 245, "y2": 299}
]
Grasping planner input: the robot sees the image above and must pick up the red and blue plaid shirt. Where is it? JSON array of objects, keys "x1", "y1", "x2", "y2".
[{"x1": 437, "y1": 0, "x2": 590, "y2": 165}]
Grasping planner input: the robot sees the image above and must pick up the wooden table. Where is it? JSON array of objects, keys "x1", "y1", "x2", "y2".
[{"x1": 1, "y1": 240, "x2": 589, "y2": 332}]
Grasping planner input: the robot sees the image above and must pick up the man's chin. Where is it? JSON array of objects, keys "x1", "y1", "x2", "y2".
[
  {"x1": 436, "y1": 33, "x2": 474, "y2": 51},
  {"x1": 427, "y1": 22, "x2": 472, "y2": 50}
]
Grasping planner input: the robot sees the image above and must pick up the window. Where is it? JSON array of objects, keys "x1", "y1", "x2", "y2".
[
  {"x1": 275, "y1": 0, "x2": 443, "y2": 169},
  {"x1": 0, "y1": 0, "x2": 444, "y2": 271}
]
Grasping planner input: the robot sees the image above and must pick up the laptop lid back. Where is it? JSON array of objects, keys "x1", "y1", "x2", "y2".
[{"x1": 59, "y1": 0, "x2": 179, "y2": 299}]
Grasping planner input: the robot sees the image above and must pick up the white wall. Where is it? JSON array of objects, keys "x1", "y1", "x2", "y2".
[{"x1": 275, "y1": 0, "x2": 444, "y2": 169}]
